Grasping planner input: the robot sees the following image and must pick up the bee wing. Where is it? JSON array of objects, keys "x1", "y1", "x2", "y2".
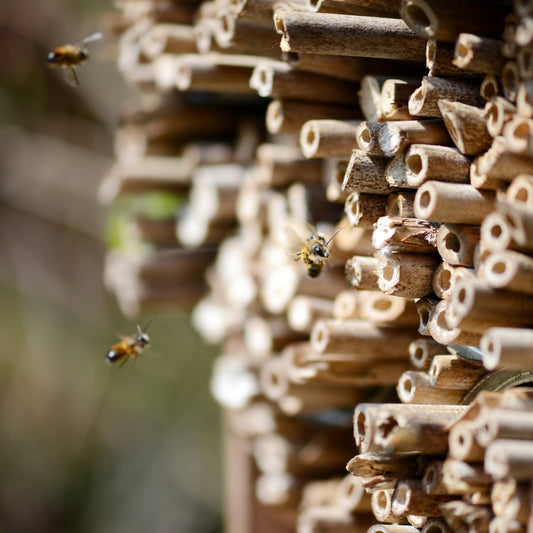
[
  {"x1": 64, "y1": 67, "x2": 80, "y2": 87},
  {"x1": 284, "y1": 225, "x2": 307, "y2": 258},
  {"x1": 81, "y1": 32, "x2": 103, "y2": 46}
]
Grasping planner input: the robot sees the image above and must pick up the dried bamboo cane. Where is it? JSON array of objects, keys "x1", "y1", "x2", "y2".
[
  {"x1": 437, "y1": 99, "x2": 492, "y2": 156},
  {"x1": 273, "y1": 8, "x2": 427, "y2": 60},
  {"x1": 426, "y1": 40, "x2": 474, "y2": 78},
  {"x1": 485, "y1": 97, "x2": 517, "y2": 138},
  {"x1": 485, "y1": 439, "x2": 533, "y2": 480},
  {"x1": 414, "y1": 181, "x2": 496, "y2": 224},
  {"x1": 376, "y1": 252, "x2": 440, "y2": 298},
  {"x1": 344, "y1": 255, "x2": 380, "y2": 290},
  {"x1": 368, "y1": 525, "x2": 419, "y2": 533},
  {"x1": 332, "y1": 289, "x2": 360, "y2": 319},
  {"x1": 266, "y1": 99, "x2": 362, "y2": 135},
  {"x1": 480, "y1": 327, "x2": 533, "y2": 370},
  {"x1": 344, "y1": 192, "x2": 387, "y2": 228},
  {"x1": 355, "y1": 120, "x2": 387, "y2": 155},
  {"x1": 359, "y1": 75, "x2": 389, "y2": 122},
  {"x1": 506, "y1": 175, "x2": 533, "y2": 207},
  {"x1": 498, "y1": 201, "x2": 533, "y2": 253},
  {"x1": 437, "y1": 224, "x2": 480, "y2": 267},
  {"x1": 502, "y1": 61, "x2": 520, "y2": 102},
  {"x1": 408, "y1": 77, "x2": 484, "y2": 118},
  {"x1": 300, "y1": 119, "x2": 361, "y2": 158},
  {"x1": 342, "y1": 151, "x2": 392, "y2": 194},
  {"x1": 428, "y1": 355, "x2": 487, "y2": 389},
  {"x1": 480, "y1": 212, "x2": 516, "y2": 253},
  {"x1": 517, "y1": 80, "x2": 533, "y2": 118},
  {"x1": 386, "y1": 191, "x2": 416, "y2": 218},
  {"x1": 491, "y1": 479, "x2": 530, "y2": 525},
  {"x1": 480, "y1": 250, "x2": 533, "y2": 295},
  {"x1": 372, "y1": 216, "x2": 439, "y2": 254},
  {"x1": 453, "y1": 33, "x2": 505, "y2": 75},
  {"x1": 428, "y1": 299, "x2": 482, "y2": 346},
  {"x1": 287, "y1": 295, "x2": 334, "y2": 332},
  {"x1": 433, "y1": 263, "x2": 475, "y2": 299},
  {"x1": 409, "y1": 338, "x2": 448, "y2": 370},
  {"x1": 448, "y1": 420, "x2": 486, "y2": 462},
  {"x1": 481, "y1": 74, "x2": 500, "y2": 100},
  {"x1": 400, "y1": 0, "x2": 507, "y2": 42},
  {"x1": 392, "y1": 480, "x2": 452, "y2": 517},
  {"x1": 397, "y1": 371, "x2": 466, "y2": 404},
  {"x1": 359, "y1": 292, "x2": 420, "y2": 327},
  {"x1": 371, "y1": 489, "x2": 407, "y2": 524},
  {"x1": 404, "y1": 144, "x2": 471, "y2": 187},
  {"x1": 380, "y1": 78, "x2": 420, "y2": 120}
]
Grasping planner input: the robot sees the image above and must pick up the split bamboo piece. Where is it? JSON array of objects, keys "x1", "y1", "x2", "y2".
[
  {"x1": 399, "y1": 0, "x2": 507, "y2": 42},
  {"x1": 453, "y1": 33, "x2": 505, "y2": 75},
  {"x1": 359, "y1": 75, "x2": 389, "y2": 122},
  {"x1": 437, "y1": 99, "x2": 492, "y2": 156},
  {"x1": 408, "y1": 77, "x2": 484, "y2": 118},
  {"x1": 404, "y1": 144, "x2": 470, "y2": 187},
  {"x1": 414, "y1": 181, "x2": 496, "y2": 224},
  {"x1": 480, "y1": 327, "x2": 533, "y2": 370},
  {"x1": 380, "y1": 78, "x2": 419, "y2": 121},
  {"x1": 342, "y1": 151, "x2": 392, "y2": 194},
  {"x1": 372, "y1": 216, "x2": 439, "y2": 254},
  {"x1": 273, "y1": 8, "x2": 427, "y2": 61},
  {"x1": 344, "y1": 192, "x2": 387, "y2": 228},
  {"x1": 386, "y1": 191, "x2": 416, "y2": 218}
]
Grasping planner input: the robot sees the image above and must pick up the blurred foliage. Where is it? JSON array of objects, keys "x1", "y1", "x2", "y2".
[{"x1": 0, "y1": 0, "x2": 223, "y2": 531}]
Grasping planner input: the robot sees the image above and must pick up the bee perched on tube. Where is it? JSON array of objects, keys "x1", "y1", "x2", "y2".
[
  {"x1": 285, "y1": 225, "x2": 341, "y2": 278},
  {"x1": 106, "y1": 321, "x2": 151, "y2": 367},
  {"x1": 47, "y1": 32, "x2": 102, "y2": 86}
]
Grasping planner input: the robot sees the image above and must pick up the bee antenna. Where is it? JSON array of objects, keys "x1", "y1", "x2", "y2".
[
  {"x1": 326, "y1": 227, "x2": 343, "y2": 246},
  {"x1": 140, "y1": 317, "x2": 153, "y2": 333}
]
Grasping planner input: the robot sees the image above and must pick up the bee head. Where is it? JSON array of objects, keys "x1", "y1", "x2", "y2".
[
  {"x1": 47, "y1": 51, "x2": 60, "y2": 64},
  {"x1": 136, "y1": 333, "x2": 150, "y2": 346},
  {"x1": 309, "y1": 241, "x2": 329, "y2": 258},
  {"x1": 78, "y1": 49, "x2": 89, "y2": 61}
]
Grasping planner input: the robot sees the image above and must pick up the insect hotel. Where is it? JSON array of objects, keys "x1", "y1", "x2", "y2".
[{"x1": 101, "y1": 0, "x2": 533, "y2": 531}]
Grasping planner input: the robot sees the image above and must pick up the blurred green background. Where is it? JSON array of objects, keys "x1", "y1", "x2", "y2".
[{"x1": 0, "y1": 1, "x2": 222, "y2": 531}]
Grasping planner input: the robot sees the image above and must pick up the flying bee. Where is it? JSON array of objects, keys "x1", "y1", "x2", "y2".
[
  {"x1": 47, "y1": 32, "x2": 102, "y2": 86},
  {"x1": 286, "y1": 225, "x2": 341, "y2": 278},
  {"x1": 106, "y1": 320, "x2": 151, "y2": 367}
]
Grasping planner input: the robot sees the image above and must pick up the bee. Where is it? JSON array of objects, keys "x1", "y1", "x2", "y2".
[
  {"x1": 286, "y1": 225, "x2": 341, "y2": 278},
  {"x1": 47, "y1": 32, "x2": 102, "y2": 86},
  {"x1": 106, "y1": 320, "x2": 151, "y2": 367}
]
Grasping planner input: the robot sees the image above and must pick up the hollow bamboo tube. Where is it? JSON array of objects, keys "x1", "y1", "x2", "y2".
[
  {"x1": 334, "y1": 224, "x2": 374, "y2": 255},
  {"x1": 481, "y1": 250, "x2": 533, "y2": 295},
  {"x1": 372, "y1": 489, "x2": 405, "y2": 524},
  {"x1": 266, "y1": 99, "x2": 362, "y2": 135},
  {"x1": 502, "y1": 11, "x2": 518, "y2": 55},
  {"x1": 409, "y1": 338, "x2": 448, "y2": 369},
  {"x1": 408, "y1": 77, "x2": 483, "y2": 118},
  {"x1": 250, "y1": 62, "x2": 361, "y2": 105},
  {"x1": 310, "y1": 318, "x2": 418, "y2": 357},
  {"x1": 344, "y1": 255, "x2": 379, "y2": 290},
  {"x1": 380, "y1": 78, "x2": 419, "y2": 120},
  {"x1": 440, "y1": 500, "x2": 493, "y2": 532},
  {"x1": 386, "y1": 191, "x2": 416, "y2": 218},
  {"x1": 432, "y1": 264, "x2": 475, "y2": 300},
  {"x1": 453, "y1": 33, "x2": 505, "y2": 74},
  {"x1": 378, "y1": 119, "x2": 452, "y2": 157},
  {"x1": 447, "y1": 278, "x2": 533, "y2": 332},
  {"x1": 336, "y1": 474, "x2": 372, "y2": 513},
  {"x1": 385, "y1": 153, "x2": 410, "y2": 188},
  {"x1": 480, "y1": 74, "x2": 500, "y2": 100},
  {"x1": 480, "y1": 212, "x2": 515, "y2": 253},
  {"x1": 342, "y1": 151, "x2": 392, "y2": 194},
  {"x1": 140, "y1": 23, "x2": 197, "y2": 59},
  {"x1": 377, "y1": 252, "x2": 439, "y2": 298},
  {"x1": 404, "y1": 144, "x2": 470, "y2": 187},
  {"x1": 504, "y1": 116, "x2": 533, "y2": 155},
  {"x1": 437, "y1": 99, "x2": 492, "y2": 156},
  {"x1": 507, "y1": 175, "x2": 533, "y2": 207},
  {"x1": 437, "y1": 224, "x2": 480, "y2": 267},
  {"x1": 441, "y1": 459, "x2": 493, "y2": 494},
  {"x1": 287, "y1": 295, "x2": 334, "y2": 332},
  {"x1": 448, "y1": 420, "x2": 486, "y2": 462},
  {"x1": 332, "y1": 290, "x2": 360, "y2": 319},
  {"x1": 399, "y1": 0, "x2": 507, "y2": 42},
  {"x1": 300, "y1": 119, "x2": 360, "y2": 158},
  {"x1": 273, "y1": 8, "x2": 427, "y2": 60},
  {"x1": 422, "y1": 460, "x2": 447, "y2": 495},
  {"x1": 485, "y1": 97, "x2": 516, "y2": 138},
  {"x1": 428, "y1": 299, "x2": 482, "y2": 346},
  {"x1": 428, "y1": 355, "x2": 486, "y2": 389},
  {"x1": 421, "y1": 519, "x2": 453, "y2": 533},
  {"x1": 397, "y1": 371, "x2": 466, "y2": 404},
  {"x1": 476, "y1": 408, "x2": 533, "y2": 447},
  {"x1": 372, "y1": 216, "x2": 439, "y2": 254},
  {"x1": 498, "y1": 201, "x2": 533, "y2": 252},
  {"x1": 485, "y1": 439, "x2": 533, "y2": 480},
  {"x1": 414, "y1": 181, "x2": 495, "y2": 224},
  {"x1": 308, "y1": 0, "x2": 401, "y2": 17},
  {"x1": 480, "y1": 327, "x2": 533, "y2": 370},
  {"x1": 374, "y1": 405, "x2": 467, "y2": 454},
  {"x1": 355, "y1": 120, "x2": 387, "y2": 155},
  {"x1": 359, "y1": 292, "x2": 419, "y2": 327},
  {"x1": 344, "y1": 192, "x2": 387, "y2": 228},
  {"x1": 392, "y1": 480, "x2": 452, "y2": 517},
  {"x1": 415, "y1": 296, "x2": 439, "y2": 335},
  {"x1": 426, "y1": 40, "x2": 473, "y2": 78}
]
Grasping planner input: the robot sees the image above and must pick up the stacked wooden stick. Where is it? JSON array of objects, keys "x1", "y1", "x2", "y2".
[{"x1": 103, "y1": 0, "x2": 533, "y2": 531}]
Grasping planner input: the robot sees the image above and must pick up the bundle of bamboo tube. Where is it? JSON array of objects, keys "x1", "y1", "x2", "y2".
[{"x1": 102, "y1": 0, "x2": 533, "y2": 531}]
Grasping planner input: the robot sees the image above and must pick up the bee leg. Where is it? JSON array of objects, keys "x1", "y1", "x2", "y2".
[
  {"x1": 119, "y1": 357, "x2": 129, "y2": 369},
  {"x1": 65, "y1": 67, "x2": 80, "y2": 87}
]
